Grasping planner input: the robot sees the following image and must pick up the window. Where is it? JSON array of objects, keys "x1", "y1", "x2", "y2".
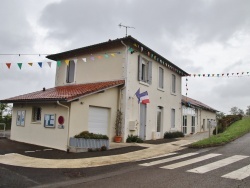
[
  {"x1": 171, "y1": 108, "x2": 175, "y2": 128},
  {"x1": 138, "y1": 55, "x2": 152, "y2": 84},
  {"x1": 32, "y1": 107, "x2": 41, "y2": 122},
  {"x1": 183, "y1": 115, "x2": 187, "y2": 134},
  {"x1": 191, "y1": 116, "x2": 195, "y2": 133},
  {"x1": 157, "y1": 106, "x2": 163, "y2": 132},
  {"x1": 159, "y1": 67, "x2": 164, "y2": 89},
  {"x1": 171, "y1": 74, "x2": 176, "y2": 93},
  {"x1": 66, "y1": 60, "x2": 75, "y2": 83}
]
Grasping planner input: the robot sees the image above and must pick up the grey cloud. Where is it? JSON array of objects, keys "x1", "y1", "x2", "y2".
[{"x1": 0, "y1": 0, "x2": 35, "y2": 53}]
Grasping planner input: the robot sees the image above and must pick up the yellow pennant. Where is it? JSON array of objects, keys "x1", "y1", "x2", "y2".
[
  {"x1": 65, "y1": 60, "x2": 70, "y2": 66},
  {"x1": 111, "y1": 53, "x2": 115, "y2": 57},
  {"x1": 28, "y1": 63, "x2": 33, "y2": 66}
]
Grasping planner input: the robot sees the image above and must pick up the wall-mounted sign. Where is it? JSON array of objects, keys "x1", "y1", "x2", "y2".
[
  {"x1": 44, "y1": 114, "x2": 56, "y2": 128},
  {"x1": 58, "y1": 125, "x2": 64, "y2": 129},
  {"x1": 58, "y1": 116, "x2": 64, "y2": 124},
  {"x1": 16, "y1": 110, "x2": 25, "y2": 126}
]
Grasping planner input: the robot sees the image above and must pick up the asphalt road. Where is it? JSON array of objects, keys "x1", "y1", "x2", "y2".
[
  {"x1": 1, "y1": 133, "x2": 250, "y2": 188},
  {"x1": 44, "y1": 133, "x2": 250, "y2": 188}
]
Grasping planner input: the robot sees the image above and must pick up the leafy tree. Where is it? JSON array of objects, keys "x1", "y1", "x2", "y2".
[
  {"x1": 230, "y1": 107, "x2": 239, "y2": 115},
  {"x1": 246, "y1": 106, "x2": 250, "y2": 116},
  {"x1": 238, "y1": 109, "x2": 244, "y2": 116},
  {"x1": 216, "y1": 112, "x2": 225, "y2": 120}
]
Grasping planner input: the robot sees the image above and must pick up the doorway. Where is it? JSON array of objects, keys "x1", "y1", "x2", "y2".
[{"x1": 140, "y1": 103, "x2": 147, "y2": 140}]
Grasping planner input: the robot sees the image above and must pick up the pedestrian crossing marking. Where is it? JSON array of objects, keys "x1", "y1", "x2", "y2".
[
  {"x1": 137, "y1": 153, "x2": 177, "y2": 161},
  {"x1": 187, "y1": 155, "x2": 249, "y2": 174},
  {"x1": 160, "y1": 153, "x2": 221, "y2": 169},
  {"x1": 222, "y1": 164, "x2": 250, "y2": 180},
  {"x1": 139, "y1": 153, "x2": 198, "y2": 167}
]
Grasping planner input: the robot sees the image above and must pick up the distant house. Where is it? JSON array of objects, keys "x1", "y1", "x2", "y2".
[
  {"x1": 181, "y1": 95, "x2": 217, "y2": 135},
  {"x1": 0, "y1": 36, "x2": 189, "y2": 151}
]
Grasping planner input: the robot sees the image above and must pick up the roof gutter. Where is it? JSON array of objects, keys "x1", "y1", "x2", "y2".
[{"x1": 57, "y1": 101, "x2": 70, "y2": 152}]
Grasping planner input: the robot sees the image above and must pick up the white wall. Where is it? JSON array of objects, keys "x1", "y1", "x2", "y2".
[
  {"x1": 11, "y1": 103, "x2": 69, "y2": 150},
  {"x1": 123, "y1": 51, "x2": 183, "y2": 140}
]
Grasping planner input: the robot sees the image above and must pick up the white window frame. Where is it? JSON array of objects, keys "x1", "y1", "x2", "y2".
[
  {"x1": 138, "y1": 55, "x2": 152, "y2": 85},
  {"x1": 171, "y1": 108, "x2": 175, "y2": 128},
  {"x1": 32, "y1": 106, "x2": 41, "y2": 123},
  {"x1": 171, "y1": 74, "x2": 176, "y2": 94},
  {"x1": 66, "y1": 60, "x2": 76, "y2": 83},
  {"x1": 158, "y1": 67, "x2": 164, "y2": 89}
]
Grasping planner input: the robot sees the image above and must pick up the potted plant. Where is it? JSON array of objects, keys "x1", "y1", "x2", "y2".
[{"x1": 114, "y1": 110, "x2": 123, "y2": 143}]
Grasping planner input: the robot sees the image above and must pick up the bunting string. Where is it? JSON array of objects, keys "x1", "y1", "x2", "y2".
[{"x1": 187, "y1": 72, "x2": 250, "y2": 78}]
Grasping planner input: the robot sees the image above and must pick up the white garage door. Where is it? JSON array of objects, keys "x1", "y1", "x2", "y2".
[{"x1": 88, "y1": 106, "x2": 109, "y2": 135}]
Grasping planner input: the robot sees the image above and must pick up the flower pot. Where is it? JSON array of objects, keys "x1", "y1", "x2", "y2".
[{"x1": 114, "y1": 136, "x2": 122, "y2": 143}]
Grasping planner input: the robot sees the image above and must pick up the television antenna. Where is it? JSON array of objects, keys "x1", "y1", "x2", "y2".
[{"x1": 118, "y1": 23, "x2": 135, "y2": 37}]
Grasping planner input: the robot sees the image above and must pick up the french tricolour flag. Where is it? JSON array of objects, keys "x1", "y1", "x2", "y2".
[{"x1": 135, "y1": 89, "x2": 150, "y2": 104}]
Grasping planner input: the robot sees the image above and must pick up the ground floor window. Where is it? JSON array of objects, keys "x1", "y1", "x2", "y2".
[
  {"x1": 157, "y1": 106, "x2": 163, "y2": 132},
  {"x1": 183, "y1": 115, "x2": 187, "y2": 134},
  {"x1": 171, "y1": 109, "x2": 175, "y2": 128},
  {"x1": 32, "y1": 106, "x2": 41, "y2": 122},
  {"x1": 191, "y1": 116, "x2": 195, "y2": 133}
]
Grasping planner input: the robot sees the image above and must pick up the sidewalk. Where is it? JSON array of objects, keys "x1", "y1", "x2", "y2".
[{"x1": 0, "y1": 132, "x2": 210, "y2": 169}]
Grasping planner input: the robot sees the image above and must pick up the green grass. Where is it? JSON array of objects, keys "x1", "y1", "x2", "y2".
[{"x1": 190, "y1": 117, "x2": 250, "y2": 148}]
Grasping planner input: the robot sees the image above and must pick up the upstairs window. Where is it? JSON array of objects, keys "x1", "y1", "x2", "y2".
[
  {"x1": 66, "y1": 60, "x2": 75, "y2": 83},
  {"x1": 32, "y1": 106, "x2": 41, "y2": 122},
  {"x1": 171, "y1": 74, "x2": 176, "y2": 93},
  {"x1": 159, "y1": 67, "x2": 164, "y2": 89},
  {"x1": 138, "y1": 55, "x2": 152, "y2": 84}
]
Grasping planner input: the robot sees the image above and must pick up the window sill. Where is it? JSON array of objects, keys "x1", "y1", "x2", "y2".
[
  {"x1": 139, "y1": 81, "x2": 149, "y2": 87},
  {"x1": 171, "y1": 92, "x2": 177, "y2": 96},
  {"x1": 31, "y1": 121, "x2": 41, "y2": 124},
  {"x1": 157, "y1": 88, "x2": 165, "y2": 92}
]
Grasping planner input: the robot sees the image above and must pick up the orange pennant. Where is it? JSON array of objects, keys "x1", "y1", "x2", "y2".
[{"x1": 6, "y1": 63, "x2": 11, "y2": 69}]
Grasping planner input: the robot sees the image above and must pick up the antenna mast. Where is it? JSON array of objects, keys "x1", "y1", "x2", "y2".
[{"x1": 118, "y1": 23, "x2": 135, "y2": 37}]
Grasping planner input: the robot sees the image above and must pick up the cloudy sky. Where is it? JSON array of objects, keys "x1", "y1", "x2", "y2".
[{"x1": 0, "y1": 0, "x2": 250, "y2": 114}]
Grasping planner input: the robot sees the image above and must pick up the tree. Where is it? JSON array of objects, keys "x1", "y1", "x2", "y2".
[
  {"x1": 216, "y1": 112, "x2": 225, "y2": 120},
  {"x1": 230, "y1": 107, "x2": 239, "y2": 115},
  {"x1": 238, "y1": 109, "x2": 244, "y2": 116},
  {"x1": 246, "y1": 106, "x2": 250, "y2": 116},
  {"x1": 0, "y1": 103, "x2": 12, "y2": 117}
]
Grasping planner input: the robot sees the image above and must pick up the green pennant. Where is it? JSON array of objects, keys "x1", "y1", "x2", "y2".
[
  {"x1": 57, "y1": 61, "x2": 61, "y2": 67},
  {"x1": 17, "y1": 63, "x2": 22, "y2": 70}
]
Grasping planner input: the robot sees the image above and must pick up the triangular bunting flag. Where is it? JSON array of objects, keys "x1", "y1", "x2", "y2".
[
  {"x1": 17, "y1": 63, "x2": 22, "y2": 70},
  {"x1": 6, "y1": 63, "x2": 11, "y2": 69},
  {"x1": 38, "y1": 62, "x2": 42, "y2": 68},
  {"x1": 57, "y1": 61, "x2": 61, "y2": 67},
  {"x1": 28, "y1": 63, "x2": 33, "y2": 66},
  {"x1": 97, "y1": 56, "x2": 102, "y2": 59},
  {"x1": 111, "y1": 53, "x2": 115, "y2": 57},
  {"x1": 72, "y1": 59, "x2": 78, "y2": 64},
  {"x1": 104, "y1": 54, "x2": 109, "y2": 58},
  {"x1": 47, "y1": 62, "x2": 51, "y2": 68},
  {"x1": 65, "y1": 60, "x2": 70, "y2": 66}
]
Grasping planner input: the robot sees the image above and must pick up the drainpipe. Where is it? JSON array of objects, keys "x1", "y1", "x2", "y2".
[
  {"x1": 120, "y1": 40, "x2": 129, "y2": 141},
  {"x1": 57, "y1": 101, "x2": 70, "y2": 152}
]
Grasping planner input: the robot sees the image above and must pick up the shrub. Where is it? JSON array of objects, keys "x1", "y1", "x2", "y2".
[
  {"x1": 164, "y1": 131, "x2": 184, "y2": 139},
  {"x1": 100, "y1": 145, "x2": 107, "y2": 151},
  {"x1": 126, "y1": 134, "x2": 144, "y2": 143},
  {"x1": 74, "y1": 131, "x2": 109, "y2": 140},
  {"x1": 212, "y1": 125, "x2": 224, "y2": 135}
]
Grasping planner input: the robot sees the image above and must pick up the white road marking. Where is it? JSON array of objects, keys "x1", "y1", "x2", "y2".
[
  {"x1": 161, "y1": 153, "x2": 221, "y2": 169},
  {"x1": 137, "y1": 153, "x2": 177, "y2": 161},
  {"x1": 222, "y1": 164, "x2": 250, "y2": 180},
  {"x1": 140, "y1": 153, "x2": 198, "y2": 166},
  {"x1": 43, "y1": 149, "x2": 53, "y2": 151},
  {"x1": 24, "y1": 151, "x2": 36, "y2": 153},
  {"x1": 187, "y1": 155, "x2": 249, "y2": 174},
  {"x1": 35, "y1": 150, "x2": 41, "y2": 152}
]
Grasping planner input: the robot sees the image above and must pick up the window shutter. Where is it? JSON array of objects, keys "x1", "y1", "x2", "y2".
[
  {"x1": 138, "y1": 55, "x2": 142, "y2": 81},
  {"x1": 147, "y1": 61, "x2": 152, "y2": 84}
]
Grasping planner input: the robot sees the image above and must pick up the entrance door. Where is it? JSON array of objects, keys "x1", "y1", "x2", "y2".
[
  {"x1": 183, "y1": 115, "x2": 187, "y2": 134},
  {"x1": 140, "y1": 103, "x2": 147, "y2": 140}
]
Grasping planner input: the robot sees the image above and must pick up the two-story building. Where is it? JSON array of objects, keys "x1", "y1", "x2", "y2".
[{"x1": 1, "y1": 36, "x2": 189, "y2": 151}]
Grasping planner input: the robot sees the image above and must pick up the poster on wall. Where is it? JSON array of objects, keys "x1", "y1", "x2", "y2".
[
  {"x1": 44, "y1": 114, "x2": 56, "y2": 128},
  {"x1": 16, "y1": 110, "x2": 25, "y2": 126}
]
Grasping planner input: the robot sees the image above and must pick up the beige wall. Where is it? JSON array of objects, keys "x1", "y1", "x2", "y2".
[
  {"x1": 11, "y1": 103, "x2": 69, "y2": 150},
  {"x1": 69, "y1": 87, "x2": 120, "y2": 140},
  {"x1": 122, "y1": 51, "x2": 183, "y2": 140},
  {"x1": 55, "y1": 46, "x2": 125, "y2": 86}
]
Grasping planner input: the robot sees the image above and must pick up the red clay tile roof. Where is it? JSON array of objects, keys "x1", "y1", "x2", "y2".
[
  {"x1": 182, "y1": 95, "x2": 217, "y2": 112},
  {"x1": 1, "y1": 80, "x2": 125, "y2": 103}
]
